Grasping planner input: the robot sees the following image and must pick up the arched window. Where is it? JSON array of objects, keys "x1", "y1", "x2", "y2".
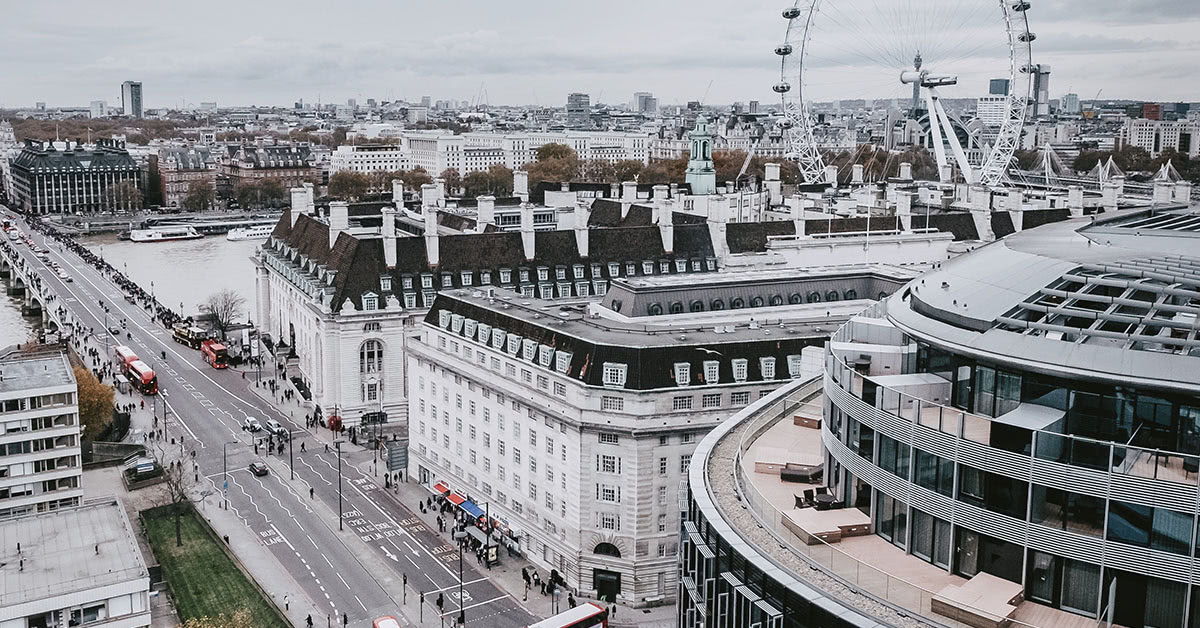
[
  {"x1": 669, "y1": 301, "x2": 684, "y2": 314},
  {"x1": 690, "y1": 300, "x2": 705, "y2": 312},
  {"x1": 770, "y1": 295, "x2": 784, "y2": 306},
  {"x1": 594, "y1": 542, "x2": 621, "y2": 558},
  {"x1": 730, "y1": 297, "x2": 745, "y2": 309},
  {"x1": 825, "y1": 290, "x2": 840, "y2": 302},
  {"x1": 360, "y1": 340, "x2": 383, "y2": 374},
  {"x1": 807, "y1": 292, "x2": 821, "y2": 303},
  {"x1": 750, "y1": 296, "x2": 765, "y2": 308},
  {"x1": 789, "y1": 293, "x2": 803, "y2": 305},
  {"x1": 843, "y1": 289, "x2": 858, "y2": 300},
  {"x1": 647, "y1": 303, "x2": 663, "y2": 316},
  {"x1": 710, "y1": 299, "x2": 725, "y2": 311}
]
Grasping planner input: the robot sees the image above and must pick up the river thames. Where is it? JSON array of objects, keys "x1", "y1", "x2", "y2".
[{"x1": 1, "y1": 231, "x2": 263, "y2": 346}]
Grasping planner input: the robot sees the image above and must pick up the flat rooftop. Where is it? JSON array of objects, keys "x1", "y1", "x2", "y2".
[
  {"x1": 0, "y1": 352, "x2": 74, "y2": 396},
  {"x1": 0, "y1": 498, "x2": 148, "y2": 608},
  {"x1": 613, "y1": 263, "x2": 918, "y2": 290}
]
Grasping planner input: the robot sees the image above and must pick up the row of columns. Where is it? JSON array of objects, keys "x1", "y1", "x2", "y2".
[{"x1": 30, "y1": 169, "x2": 139, "y2": 214}]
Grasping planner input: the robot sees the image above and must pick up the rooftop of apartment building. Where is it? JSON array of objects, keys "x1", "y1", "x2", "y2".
[
  {"x1": 0, "y1": 498, "x2": 148, "y2": 609},
  {"x1": 0, "y1": 351, "x2": 74, "y2": 396}
]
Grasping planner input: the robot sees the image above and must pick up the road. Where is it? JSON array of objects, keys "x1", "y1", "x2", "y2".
[{"x1": 9, "y1": 216, "x2": 536, "y2": 628}]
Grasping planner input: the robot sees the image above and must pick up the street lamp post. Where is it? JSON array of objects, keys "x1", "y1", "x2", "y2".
[
  {"x1": 336, "y1": 440, "x2": 343, "y2": 530},
  {"x1": 288, "y1": 430, "x2": 294, "y2": 480},
  {"x1": 222, "y1": 442, "x2": 233, "y2": 510},
  {"x1": 453, "y1": 530, "x2": 467, "y2": 626}
]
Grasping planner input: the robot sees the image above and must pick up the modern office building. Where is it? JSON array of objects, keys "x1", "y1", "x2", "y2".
[
  {"x1": 403, "y1": 130, "x2": 651, "y2": 176},
  {"x1": 976, "y1": 95, "x2": 1009, "y2": 126},
  {"x1": 1031, "y1": 65, "x2": 1051, "y2": 117},
  {"x1": 680, "y1": 204, "x2": 1200, "y2": 628},
  {"x1": 0, "y1": 498, "x2": 151, "y2": 627},
  {"x1": 330, "y1": 143, "x2": 411, "y2": 179},
  {"x1": 1120, "y1": 118, "x2": 1200, "y2": 159},
  {"x1": 89, "y1": 100, "x2": 108, "y2": 119},
  {"x1": 819, "y1": 205, "x2": 1200, "y2": 626},
  {"x1": 566, "y1": 93, "x2": 591, "y2": 128},
  {"x1": 9, "y1": 139, "x2": 142, "y2": 214},
  {"x1": 120, "y1": 81, "x2": 143, "y2": 118},
  {"x1": 1061, "y1": 93, "x2": 1081, "y2": 115},
  {"x1": 989, "y1": 78, "x2": 1011, "y2": 96},
  {"x1": 0, "y1": 351, "x2": 81, "y2": 519}
]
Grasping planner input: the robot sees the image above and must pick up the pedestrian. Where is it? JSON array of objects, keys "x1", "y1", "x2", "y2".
[
  {"x1": 306, "y1": 615, "x2": 312, "y2": 628},
  {"x1": 301, "y1": 441, "x2": 306, "y2": 452},
  {"x1": 310, "y1": 487, "x2": 314, "y2": 499},
  {"x1": 284, "y1": 594, "x2": 289, "y2": 610},
  {"x1": 254, "y1": 443, "x2": 258, "y2": 455},
  {"x1": 540, "y1": 580, "x2": 547, "y2": 595},
  {"x1": 568, "y1": 593, "x2": 576, "y2": 608},
  {"x1": 324, "y1": 443, "x2": 329, "y2": 453}
]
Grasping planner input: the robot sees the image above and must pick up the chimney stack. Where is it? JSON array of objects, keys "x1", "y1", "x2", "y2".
[
  {"x1": 1101, "y1": 180, "x2": 1120, "y2": 212},
  {"x1": 899, "y1": 162, "x2": 913, "y2": 180},
  {"x1": 1176, "y1": 181, "x2": 1194, "y2": 203},
  {"x1": 1067, "y1": 185, "x2": 1085, "y2": 217},
  {"x1": 289, "y1": 187, "x2": 307, "y2": 227},
  {"x1": 574, "y1": 201, "x2": 590, "y2": 258},
  {"x1": 421, "y1": 183, "x2": 438, "y2": 213},
  {"x1": 621, "y1": 180, "x2": 638, "y2": 220},
  {"x1": 824, "y1": 165, "x2": 838, "y2": 187},
  {"x1": 609, "y1": 182, "x2": 620, "y2": 199},
  {"x1": 851, "y1": 164, "x2": 864, "y2": 184},
  {"x1": 423, "y1": 197, "x2": 440, "y2": 267},
  {"x1": 328, "y1": 201, "x2": 349, "y2": 248},
  {"x1": 391, "y1": 179, "x2": 404, "y2": 207},
  {"x1": 896, "y1": 191, "x2": 915, "y2": 232},
  {"x1": 939, "y1": 163, "x2": 953, "y2": 183},
  {"x1": 653, "y1": 185, "x2": 674, "y2": 254},
  {"x1": 787, "y1": 194, "x2": 805, "y2": 237},
  {"x1": 520, "y1": 203, "x2": 536, "y2": 261},
  {"x1": 476, "y1": 195, "x2": 496, "y2": 232},
  {"x1": 765, "y1": 163, "x2": 782, "y2": 205},
  {"x1": 707, "y1": 195, "x2": 730, "y2": 260},
  {"x1": 513, "y1": 171, "x2": 529, "y2": 203},
  {"x1": 1154, "y1": 180, "x2": 1175, "y2": 205},
  {"x1": 381, "y1": 206, "x2": 397, "y2": 269}
]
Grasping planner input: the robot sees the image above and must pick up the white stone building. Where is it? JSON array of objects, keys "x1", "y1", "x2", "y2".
[
  {"x1": 0, "y1": 351, "x2": 81, "y2": 519},
  {"x1": 404, "y1": 267, "x2": 911, "y2": 606},
  {"x1": 0, "y1": 498, "x2": 151, "y2": 627},
  {"x1": 403, "y1": 131, "x2": 652, "y2": 175},
  {"x1": 1120, "y1": 118, "x2": 1200, "y2": 159},
  {"x1": 330, "y1": 143, "x2": 411, "y2": 176}
]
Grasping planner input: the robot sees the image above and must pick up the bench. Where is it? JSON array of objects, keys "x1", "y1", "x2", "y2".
[
  {"x1": 793, "y1": 415, "x2": 822, "y2": 429},
  {"x1": 780, "y1": 462, "x2": 823, "y2": 483}
]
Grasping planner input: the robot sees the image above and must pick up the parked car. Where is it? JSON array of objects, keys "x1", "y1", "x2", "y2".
[
  {"x1": 249, "y1": 462, "x2": 268, "y2": 477},
  {"x1": 243, "y1": 417, "x2": 262, "y2": 432}
]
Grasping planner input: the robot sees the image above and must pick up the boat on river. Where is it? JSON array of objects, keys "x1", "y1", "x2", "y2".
[
  {"x1": 225, "y1": 224, "x2": 274, "y2": 241},
  {"x1": 129, "y1": 226, "x2": 203, "y2": 242}
]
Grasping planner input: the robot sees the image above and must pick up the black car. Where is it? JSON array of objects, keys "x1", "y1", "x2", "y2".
[{"x1": 249, "y1": 462, "x2": 268, "y2": 477}]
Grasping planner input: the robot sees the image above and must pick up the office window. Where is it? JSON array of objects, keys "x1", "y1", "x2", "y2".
[
  {"x1": 673, "y1": 362, "x2": 690, "y2": 386},
  {"x1": 672, "y1": 396, "x2": 693, "y2": 411},
  {"x1": 658, "y1": 514, "x2": 667, "y2": 532},
  {"x1": 536, "y1": 375, "x2": 548, "y2": 390},
  {"x1": 731, "y1": 391, "x2": 750, "y2": 406},
  {"x1": 680, "y1": 454, "x2": 691, "y2": 473},
  {"x1": 599, "y1": 433, "x2": 619, "y2": 445},
  {"x1": 602, "y1": 362, "x2": 628, "y2": 388},
  {"x1": 657, "y1": 485, "x2": 667, "y2": 505},
  {"x1": 600, "y1": 396, "x2": 624, "y2": 411},
  {"x1": 600, "y1": 455, "x2": 618, "y2": 473},
  {"x1": 702, "y1": 393, "x2": 721, "y2": 409},
  {"x1": 553, "y1": 381, "x2": 567, "y2": 398},
  {"x1": 760, "y1": 357, "x2": 776, "y2": 379},
  {"x1": 703, "y1": 360, "x2": 719, "y2": 384},
  {"x1": 732, "y1": 358, "x2": 748, "y2": 383}
]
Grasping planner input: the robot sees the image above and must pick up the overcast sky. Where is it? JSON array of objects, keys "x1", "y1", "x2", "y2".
[{"x1": 3, "y1": 0, "x2": 1197, "y2": 110}]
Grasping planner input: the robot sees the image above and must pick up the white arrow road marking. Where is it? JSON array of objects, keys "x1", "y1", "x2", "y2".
[{"x1": 381, "y1": 545, "x2": 398, "y2": 562}]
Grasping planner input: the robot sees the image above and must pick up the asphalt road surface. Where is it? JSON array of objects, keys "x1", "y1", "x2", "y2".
[{"x1": 11, "y1": 217, "x2": 535, "y2": 628}]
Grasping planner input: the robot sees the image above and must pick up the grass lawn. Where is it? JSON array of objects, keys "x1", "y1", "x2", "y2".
[{"x1": 143, "y1": 507, "x2": 289, "y2": 628}]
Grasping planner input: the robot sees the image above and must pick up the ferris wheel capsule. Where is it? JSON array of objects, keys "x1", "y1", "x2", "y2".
[
  {"x1": 1009, "y1": 0, "x2": 1030, "y2": 11},
  {"x1": 1018, "y1": 31, "x2": 1036, "y2": 42},
  {"x1": 778, "y1": 118, "x2": 795, "y2": 129},
  {"x1": 775, "y1": 44, "x2": 793, "y2": 56},
  {"x1": 773, "y1": 81, "x2": 792, "y2": 94},
  {"x1": 782, "y1": 7, "x2": 801, "y2": 19}
]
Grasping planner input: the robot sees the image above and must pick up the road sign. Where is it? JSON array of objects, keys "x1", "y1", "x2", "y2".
[{"x1": 386, "y1": 439, "x2": 408, "y2": 472}]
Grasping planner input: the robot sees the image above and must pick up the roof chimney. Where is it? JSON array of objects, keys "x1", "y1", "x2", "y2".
[
  {"x1": 520, "y1": 203, "x2": 536, "y2": 260},
  {"x1": 824, "y1": 164, "x2": 839, "y2": 187},
  {"x1": 381, "y1": 206, "x2": 397, "y2": 269},
  {"x1": 1153, "y1": 180, "x2": 1174, "y2": 205},
  {"x1": 289, "y1": 187, "x2": 307, "y2": 227},
  {"x1": 1067, "y1": 185, "x2": 1084, "y2": 217},
  {"x1": 328, "y1": 201, "x2": 349, "y2": 248},
  {"x1": 574, "y1": 201, "x2": 590, "y2": 258},
  {"x1": 787, "y1": 194, "x2": 805, "y2": 236},
  {"x1": 851, "y1": 164, "x2": 864, "y2": 184},
  {"x1": 899, "y1": 162, "x2": 913, "y2": 180},
  {"x1": 476, "y1": 195, "x2": 496, "y2": 232},
  {"x1": 392, "y1": 178, "x2": 404, "y2": 207},
  {"x1": 609, "y1": 182, "x2": 619, "y2": 199},
  {"x1": 896, "y1": 191, "x2": 915, "y2": 232},
  {"x1": 424, "y1": 201, "x2": 440, "y2": 267},
  {"x1": 621, "y1": 180, "x2": 637, "y2": 220},
  {"x1": 1175, "y1": 181, "x2": 1194, "y2": 203},
  {"x1": 421, "y1": 183, "x2": 438, "y2": 213},
  {"x1": 654, "y1": 185, "x2": 674, "y2": 254},
  {"x1": 513, "y1": 170, "x2": 529, "y2": 203},
  {"x1": 765, "y1": 163, "x2": 782, "y2": 204},
  {"x1": 707, "y1": 195, "x2": 730, "y2": 260}
]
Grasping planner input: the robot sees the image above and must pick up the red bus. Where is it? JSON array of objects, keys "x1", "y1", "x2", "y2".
[
  {"x1": 527, "y1": 603, "x2": 608, "y2": 628},
  {"x1": 200, "y1": 340, "x2": 229, "y2": 369},
  {"x1": 113, "y1": 345, "x2": 139, "y2": 374},
  {"x1": 127, "y1": 360, "x2": 158, "y2": 395},
  {"x1": 372, "y1": 618, "x2": 402, "y2": 628}
]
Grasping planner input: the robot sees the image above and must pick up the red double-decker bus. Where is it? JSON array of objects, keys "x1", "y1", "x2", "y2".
[
  {"x1": 127, "y1": 360, "x2": 158, "y2": 395},
  {"x1": 201, "y1": 340, "x2": 229, "y2": 369},
  {"x1": 527, "y1": 603, "x2": 608, "y2": 628},
  {"x1": 113, "y1": 345, "x2": 139, "y2": 374}
]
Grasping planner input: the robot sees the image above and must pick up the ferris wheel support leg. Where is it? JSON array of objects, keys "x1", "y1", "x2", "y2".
[
  {"x1": 931, "y1": 91, "x2": 974, "y2": 185},
  {"x1": 924, "y1": 90, "x2": 949, "y2": 183}
]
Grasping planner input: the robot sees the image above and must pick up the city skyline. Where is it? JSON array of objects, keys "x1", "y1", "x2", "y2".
[{"x1": 2, "y1": 0, "x2": 1199, "y2": 110}]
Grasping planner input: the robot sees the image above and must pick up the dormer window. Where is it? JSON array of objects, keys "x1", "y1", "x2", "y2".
[
  {"x1": 625, "y1": 262, "x2": 637, "y2": 276},
  {"x1": 691, "y1": 259, "x2": 701, "y2": 271},
  {"x1": 480, "y1": 271, "x2": 492, "y2": 285},
  {"x1": 499, "y1": 268, "x2": 512, "y2": 284},
  {"x1": 706, "y1": 258, "x2": 717, "y2": 271},
  {"x1": 538, "y1": 345, "x2": 554, "y2": 367},
  {"x1": 573, "y1": 264, "x2": 585, "y2": 279},
  {"x1": 404, "y1": 293, "x2": 417, "y2": 309},
  {"x1": 537, "y1": 267, "x2": 549, "y2": 282},
  {"x1": 362, "y1": 292, "x2": 379, "y2": 311},
  {"x1": 642, "y1": 261, "x2": 654, "y2": 275},
  {"x1": 519, "y1": 269, "x2": 530, "y2": 283},
  {"x1": 460, "y1": 271, "x2": 473, "y2": 286},
  {"x1": 591, "y1": 263, "x2": 602, "y2": 278},
  {"x1": 760, "y1": 357, "x2": 776, "y2": 380},
  {"x1": 539, "y1": 285, "x2": 554, "y2": 300},
  {"x1": 555, "y1": 267, "x2": 566, "y2": 280},
  {"x1": 555, "y1": 351, "x2": 572, "y2": 374},
  {"x1": 380, "y1": 276, "x2": 392, "y2": 292},
  {"x1": 675, "y1": 259, "x2": 687, "y2": 273},
  {"x1": 732, "y1": 359, "x2": 748, "y2": 383},
  {"x1": 787, "y1": 354, "x2": 803, "y2": 378},
  {"x1": 673, "y1": 363, "x2": 690, "y2": 387},
  {"x1": 660, "y1": 261, "x2": 670, "y2": 273},
  {"x1": 402, "y1": 276, "x2": 414, "y2": 290},
  {"x1": 441, "y1": 273, "x2": 454, "y2": 288},
  {"x1": 703, "y1": 360, "x2": 720, "y2": 384},
  {"x1": 602, "y1": 362, "x2": 628, "y2": 388},
  {"x1": 421, "y1": 273, "x2": 433, "y2": 289},
  {"x1": 608, "y1": 262, "x2": 620, "y2": 277}
]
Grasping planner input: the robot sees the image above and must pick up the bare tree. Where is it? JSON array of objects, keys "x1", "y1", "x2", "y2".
[
  {"x1": 201, "y1": 289, "x2": 246, "y2": 340},
  {"x1": 149, "y1": 437, "x2": 203, "y2": 547}
]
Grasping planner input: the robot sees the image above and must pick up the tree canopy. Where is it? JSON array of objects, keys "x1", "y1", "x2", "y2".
[
  {"x1": 73, "y1": 365, "x2": 113, "y2": 440},
  {"x1": 201, "y1": 289, "x2": 247, "y2": 340},
  {"x1": 181, "y1": 180, "x2": 214, "y2": 212},
  {"x1": 327, "y1": 171, "x2": 371, "y2": 201}
]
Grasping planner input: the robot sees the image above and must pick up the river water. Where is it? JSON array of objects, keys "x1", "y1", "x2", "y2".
[{"x1": 76, "y1": 233, "x2": 263, "y2": 320}]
